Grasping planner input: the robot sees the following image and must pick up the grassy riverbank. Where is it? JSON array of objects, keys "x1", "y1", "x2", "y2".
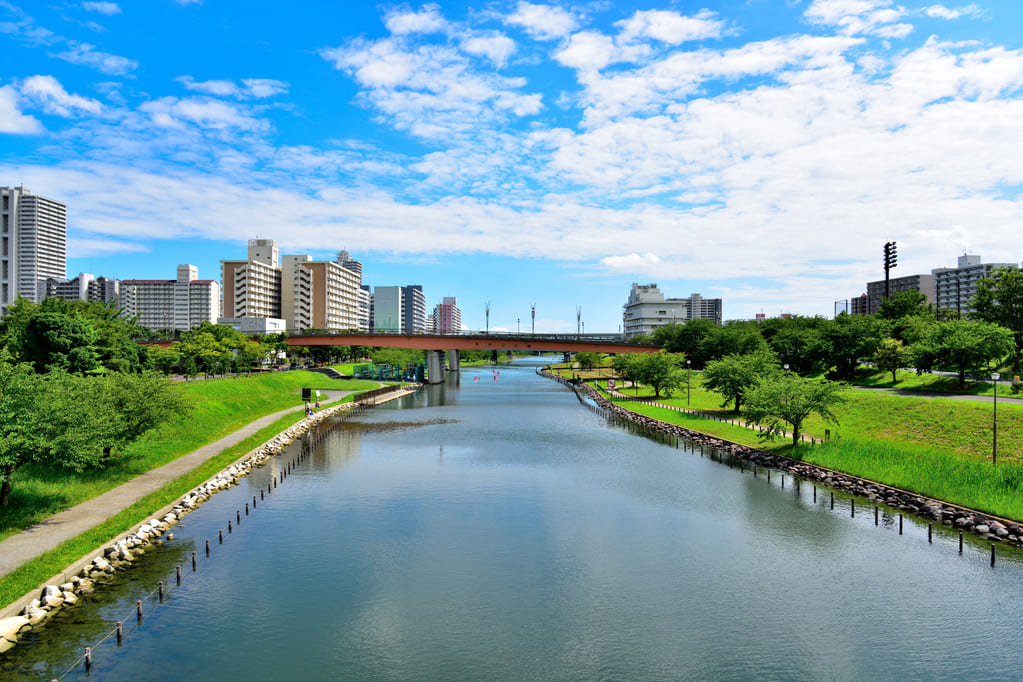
[
  {"x1": 562, "y1": 367, "x2": 1023, "y2": 521},
  {"x1": 0, "y1": 407, "x2": 315, "y2": 609},
  {"x1": 0, "y1": 371, "x2": 380, "y2": 541}
]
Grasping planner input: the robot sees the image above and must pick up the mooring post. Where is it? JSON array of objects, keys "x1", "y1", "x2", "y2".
[
  {"x1": 813, "y1": 486, "x2": 817, "y2": 503},
  {"x1": 851, "y1": 499, "x2": 855, "y2": 518},
  {"x1": 874, "y1": 506, "x2": 878, "y2": 525},
  {"x1": 192, "y1": 551, "x2": 197, "y2": 571},
  {"x1": 136, "y1": 600, "x2": 143, "y2": 624},
  {"x1": 228, "y1": 520, "x2": 232, "y2": 534},
  {"x1": 85, "y1": 647, "x2": 92, "y2": 672},
  {"x1": 176, "y1": 565, "x2": 181, "y2": 585},
  {"x1": 830, "y1": 492, "x2": 834, "y2": 510},
  {"x1": 928, "y1": 524, "x2": 933, "y2": 543},
  {"x1": 237, "y1": 509, "x2": 241, "y2": 524},
  {"x1": 245, "y1": 503, "x2": 249, "y2": 516},
  {"x1": 959, "y1": 533, "x2": 964, "y2": 553},
  {"x1": 991, "y1": 545, "x2": 996, "y2": 567},
  {"x1": 899, "y1": 514, "x2": 903, "y2": 535},
  {"x1": 219, "y1": 530, "x2": 223, "y2": 544},
  {"x1": 781, "y1": 474, "x2": 784, "y2": 489},
  {"x1": 117, "y1": 621, "x2": 123, "y2": 645}
]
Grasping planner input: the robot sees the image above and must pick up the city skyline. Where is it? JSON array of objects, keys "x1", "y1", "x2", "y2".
[{"x1": 2, "y1": 0, "x2": 1022, "y2": 331}]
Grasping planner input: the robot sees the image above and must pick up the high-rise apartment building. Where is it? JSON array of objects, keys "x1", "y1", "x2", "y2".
[
  {"x1": 402, "y1": 285, "x2": 426, "y2": 334},
  {"x1": 221, "y1": 239, "x2": 283, "y2": 320},
  {"x1": 373, "y1": 286, "x2": 403, "y2": 332},
  {"x1": 121, "y1": 264, "x2": 220, "y2": 332},
  {"x1": 434, "y1": 297, "x2": 461, "y2": 334},
  {"x1": 1, "y1": 186, "x2": 67, "y2": 314},
  {"x1": 223, "y1": 239, "x2": 366, "y2": 332}
]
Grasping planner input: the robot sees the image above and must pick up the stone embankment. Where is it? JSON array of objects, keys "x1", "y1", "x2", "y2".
[
  {"x1": 0, "y1": 386, "x2": 419, "y2": 656},
  {"x1": 548, "y1": 372, "x2": 1023, "y2": 550}
]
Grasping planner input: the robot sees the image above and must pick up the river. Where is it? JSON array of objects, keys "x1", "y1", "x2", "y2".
[{"x1": 4, "y1": 356, "x2": 1023, "y2": 680}]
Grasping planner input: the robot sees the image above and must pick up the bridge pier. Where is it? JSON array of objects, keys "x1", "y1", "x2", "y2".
[
  {"x1": 447, "y1": 349, "x2": 460, "y2": 372},
  {"x1": 427, "y1": 350, "x2": 446, "y2": 384}
]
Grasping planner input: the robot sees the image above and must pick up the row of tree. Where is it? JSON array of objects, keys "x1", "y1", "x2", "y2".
[{"x1": 644, "y1": 277, "x2": 1021, "y2": 385}]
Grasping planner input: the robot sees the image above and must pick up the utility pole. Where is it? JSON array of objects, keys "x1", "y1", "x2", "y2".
[
  {"x1": 576, "y1": 306, "x2": 582, "y2": 340},
  {"x1": 485, "y1": 300, "x2": 490, "y2": 334},
  {"x1": 531, "y1": 302, "x2": 535, "y2": 338}
]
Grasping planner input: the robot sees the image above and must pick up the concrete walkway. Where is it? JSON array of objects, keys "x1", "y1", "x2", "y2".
[{"x1": 0, "y1": 390, "x2": 351, "y2": 581}]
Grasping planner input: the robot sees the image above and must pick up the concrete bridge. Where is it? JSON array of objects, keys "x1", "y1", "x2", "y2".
[{"x1": 288, "y1": 332, "x2": 658, "y2": 384}]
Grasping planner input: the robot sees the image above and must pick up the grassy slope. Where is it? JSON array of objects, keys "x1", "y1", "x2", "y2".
[
  {"x1": 0, "y1": 371, "x2": 380, "y2": 540},
  {"x1": 565, "y1": 366, "x2": 1023, "y2": 521}
]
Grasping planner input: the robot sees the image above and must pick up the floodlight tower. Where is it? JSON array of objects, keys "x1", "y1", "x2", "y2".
[{"x1": 883, "y1": 241, "x2": 898, "y2": 301}]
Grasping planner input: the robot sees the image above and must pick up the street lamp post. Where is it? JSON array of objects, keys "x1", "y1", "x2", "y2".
[
  {"x1": 686, "y1": 359, "x2": 692, "y2": 407},
  {"x1": 517, "y1": 318, "x2": 520, "y2": 334},
  {"x1": 993, "y1": 372, "x2": 1001, "y2": 465}
]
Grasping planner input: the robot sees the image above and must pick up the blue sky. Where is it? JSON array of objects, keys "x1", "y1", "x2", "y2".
[{"x1": 2, "y1": 0, "x2": 1022, "y2": 332}]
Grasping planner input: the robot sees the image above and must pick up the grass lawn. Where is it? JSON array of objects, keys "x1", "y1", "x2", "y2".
[
  {"x1": 571, "y1": 368, "x2": 1023, "y2": 521},
  {"x1": 0, "y1": 371, "x2": 381, "y2": 542}
]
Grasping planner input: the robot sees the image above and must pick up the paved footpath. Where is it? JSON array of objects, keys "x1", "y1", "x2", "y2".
[{"x1": 0, "y1": 391, "x2": 351, "y2": 581}]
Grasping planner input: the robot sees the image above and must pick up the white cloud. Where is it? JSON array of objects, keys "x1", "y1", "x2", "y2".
[
  {"x1": 616, "y1": 9, "x2": 725, "y2": 45},
  {"x1": 0, "y1": 85, "x2": 42, "y2": 133},
  {"x1": 81, "y1": 2, "x2": 121, "y2": 16},
  {"x1": 505, "y1": 2, "x2": 578, "y2": 41},
  {"x1": 384, "y1": 4, "x2": 447, "y2": 36},
  {"x1": 923, "y1": 4, "x2": 981, "y2": 20},
  {"x1": 177, "y1": 76, "x2": 289, "y2": 99},
  {"x1": 19, "y1": 74, "x2": 102, "y2": 116},
  {"x1": 139, "y1": 96, "x2": 269, "y2": 132},
  {"x1": 53, "y1": 41, "x2": 137, "y2": 75},
  {"x1": 461, "y1": 32, "x2": 516, "y2": 67},
  {"x1": 804, "y1": 0, "x2": 914, "y2": 38},
  {"x1": 320, "y1": 38, "x2": 542, "y2": 138}
]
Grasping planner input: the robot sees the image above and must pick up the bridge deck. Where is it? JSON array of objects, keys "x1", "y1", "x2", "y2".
[{"x1": 287, "y1": 333, "x2": 657, "y2": 355}]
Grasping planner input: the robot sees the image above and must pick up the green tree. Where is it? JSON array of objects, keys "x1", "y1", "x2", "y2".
[
  {"x1": 972, "y1": 266, "x2": 1023, "y2": 374},
  {"x1": 744, "y1": 374, "x2": 845, "y2": 446},
  {"x1": 701, "y1": 350, "x2": 780, "y2": 413},
  {"x1": 875, "y1": 338, "x2": 909, "y2": 384},
  {"x1": 575, "y1": 352, "x2": 600, "y2": 370},
  {"x1": 698, "y1": 322, "x2": 768, "y2": 364},
  {"x1": 652, "y1": 319, "x2": 716, "y2": 366},
  {"x1": 612, "y1": 354, "x2": 640, "y2": 394},
  {"x1": 0, "y1": 353, "x2": 46, "y2": 507},
  {"x1": 760, "y1": 316, "x2": 828, "y2": 374},
  {"x1": 876, "y1": 290, "x2": 932, "y2": 320},
  {"x1": 632, "y1": 350, "x2": 686, "y2": 399},
  {"x1": 911, "y1": 319, "x2": 1014, "y2": 387},
  {"x1": 819, "y1": 312, "x2": 888, "y2": 380}
]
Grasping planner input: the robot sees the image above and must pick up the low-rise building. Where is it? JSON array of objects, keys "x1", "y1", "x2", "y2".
[
  {"x1": 622, "y1": 283, "x2": 722, "y2": 338},
  {"x1": 121, "y1": 264, "x2": 220, "y2": 332}
]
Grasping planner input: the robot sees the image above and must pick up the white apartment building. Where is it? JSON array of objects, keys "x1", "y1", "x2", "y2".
[
  {"x1": 933, "y1": 255, "x2": 1018, "y2": 317},
  {"x1": 1, "y1": 186, "x2": 67, "y2": 314},
  {"x1": 300, "y1": 257, "x2": 362, "y2": 330},
  {"x1": 622, "y1": 283, "x2": 722, "y2": 338},
  {"x1": 39, "y1": 273, "x2": 122, "y2": 304},
  {"x1": 121, "y1": 264, "x2": 220, "y2": 332}
]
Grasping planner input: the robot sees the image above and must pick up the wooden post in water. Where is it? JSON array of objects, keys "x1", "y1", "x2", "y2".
[
  {"x1": 228, "y1": 520, "x2": 232, "y2": 534},
  {"x1": 899, "y1": 514, "x2": 903, "y2": 535},
  {"x1": 219, "y1": 530, "x2": 223, "y2": 544},
  {"x1": 117, "y1": 621, "x2": 123, "y2": 645},
  {"x1": 85, "y1": 647, "x2": 92, "y2": 672},
  {"x1": 991, "y1": 545, "x2": 996, "y2": 567},
  {"x1": 830, "y1": 492, "x2": 834, "y2": 509},
  {"x1": 813, "y1": 486, "x2": 816, "y2": 503},
  {"x1": 136, "y1": 600, "x2": 143, "y2": 624},
  {"x1": 874, "y1": 506, "x2": 878, "y2": 525},
  {"x1": 851, "y1": 499, "x2": 855, "y2": 518},
  {"x1": 959, "y1": 533, "x2": 963, "y2": 553},
  {"x1": 176, "y1": 565, "x2": 181, "y2": 585},
  {"x1": 928, "y1": 524, "x2": 932, "y2": 543},
  {"x1": 192, "y1": 551, "x2": 197, "y2": 571}
]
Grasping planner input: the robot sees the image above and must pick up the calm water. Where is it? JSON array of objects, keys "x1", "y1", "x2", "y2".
[{"x1": 5, "y1": 357, "x2": 1023, "y2": 681}]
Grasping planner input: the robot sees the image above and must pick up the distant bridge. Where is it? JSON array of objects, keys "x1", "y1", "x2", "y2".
[
  {"x1": 290, "y1": 332, "x2": 658, "y2": 383},
  {"x1": 287, "y1": 332, "x2": 657, "y2": 356}
]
